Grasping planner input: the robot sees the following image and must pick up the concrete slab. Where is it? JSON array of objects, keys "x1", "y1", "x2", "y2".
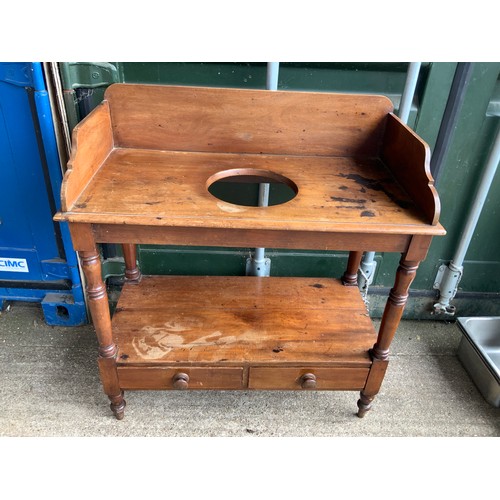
[{"x1": 0, "y1": 302, "x2": 498, "y2": 437}]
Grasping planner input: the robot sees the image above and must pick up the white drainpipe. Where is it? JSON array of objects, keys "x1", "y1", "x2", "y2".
[
  {"x1": 358, "y1": 62, "x2": 422, "y2": 300},
  {"x1": 433, "y1": 126, "x2": 500, "y2": 314},
  {"x1": 246, "y1": 62, "x2": 279, "y2": 277}
]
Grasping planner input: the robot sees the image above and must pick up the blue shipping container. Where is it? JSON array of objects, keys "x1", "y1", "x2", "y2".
[{"x1": 0, "y1": 62, "x2": 86, "y2": 325}]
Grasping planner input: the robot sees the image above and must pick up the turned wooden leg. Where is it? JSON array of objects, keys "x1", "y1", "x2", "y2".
[
  {"x1": 109, "y1": 391, "x2": 126, "y2": 420},
  {"x1": 342, "y1": 251, "x2": 363, "y2": 286},
  {"x1": 80, "y1": 248, "x2": 126, "y2": 419},
  {"x1": 357, "y1": 392, "x2": 374, "y2": 418},
  {"x1": 357, "y1": 256, "x2": 420, "y2": 417},
  {"x1": 122, "y1": 243, "x2": 142, "y2": 283},
  {"x1": 356, "y1": 357, "x2": 388, "y2": 418},
  {"x1": 373, "y1": 258, "x2": 419, "y2": 360}
]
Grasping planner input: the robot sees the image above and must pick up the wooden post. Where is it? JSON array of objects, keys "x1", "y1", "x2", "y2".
[
  {"x1": 79, "y1": 248, "x2": 126, "y2": 419},
  {"x1": 122, "y1": 243, "x2": 142, "y2": 283},
  {"x1": 342, "y1": 251, "x2": 363, "y2": 286},
  {"x1": 357, "y1": 256, "x2": 420, "y2": 417}
]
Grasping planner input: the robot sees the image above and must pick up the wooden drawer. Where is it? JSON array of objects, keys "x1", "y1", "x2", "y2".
[
  {"x1": 248, "y1": 367, "x2": 369, "y2": 390},
  {"x1": 117, "y1": 366, "x2": 243, "y2": 390}
]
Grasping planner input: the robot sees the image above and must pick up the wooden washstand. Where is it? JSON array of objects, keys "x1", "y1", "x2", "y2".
[{"x1": 55, "y1": 84, "x2": 445, "y2": 419}]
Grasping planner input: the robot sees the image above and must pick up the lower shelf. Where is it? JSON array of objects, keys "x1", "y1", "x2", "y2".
[{"x1": 112, "y1": 275, "x2": 377, "y2": 391}]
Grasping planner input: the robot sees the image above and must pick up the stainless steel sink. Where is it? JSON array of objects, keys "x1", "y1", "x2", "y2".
[{"x1": 457, "y1": 316, "x2": 500, "y2": 407}]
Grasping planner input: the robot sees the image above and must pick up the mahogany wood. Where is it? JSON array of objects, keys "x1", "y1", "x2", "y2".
[
  {"x1": 98, "y1": 358, "x2": 126, "y2": 420},
  {"x1": 94, "y1": 224, "x2": 413, "y2": 253},
  {"x1": 105, "y1": 84, "x2": 393, "y2": 157},
  {"x1": 248, "y1": 367, "x2": 368, "y2": 390},
  {"x1": 357, "y1": 392, "x2": 374, "y2": 418},
  {"x1": 405, "y1": 234, "x2": 434, "y2": 262},
  {"x1": 68, "y1": 223, "x2": 96, "y2": 252},
  {"x1": 79, "y1": 249, "x2": 114, "y2": 354},
  {"x1": 79, "y1": 247, "x2": 125, "y2": 419},
  {"x1": 61, "y1": 101, "x2": 113, "y2": 212},
  {"x1": 342, "y1": 251, "x2": 364, "y2": 286},
  {"x1": 117, "y1": 367, "x2": 244, "y2": 390},
  {"x1": 114, "y1": 275, "x2": 362, "y2": 310},
  {"x1": 357, "y1": 358, "x2": 389, "y2": 418},
  {"x1": 373, "y1": 257, "x2": 420, "y2": 359},
  {"x1": 356, "y1": 255, "x2": 420, "y2": 417},
  {"x1": 53, "y1": 84, "x2": 445, "y2": 418},
  {"x1": 122, "y1": 244, "x2": 141, "y2": 282},
  {"x1": 57, "y1": 149, "x2": 445, "y2": 237},
  {"x1": 206, "y1": 168, "x2": 298, "y2": 190},
  {"x1": 381, "y1": 114, "x2": 440, "y2": 225},
  {"x1": 113, "y1": 276, "x2": 376, "y2": 367}
]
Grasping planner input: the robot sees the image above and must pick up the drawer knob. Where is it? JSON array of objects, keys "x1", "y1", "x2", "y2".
[
  {"x1": 300, "y1": 373, "x2": 317, "y2": 389},
  {"x1": 172, "y1": 372, "x2": 190, "y2": 390}
]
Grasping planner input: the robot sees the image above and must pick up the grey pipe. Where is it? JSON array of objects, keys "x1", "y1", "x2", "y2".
[
  {"x1": 434, "y1": 125, "x2": 500, "y2": 314},
  {"x1": 398, "y1": 62, "x2": 421, "y2": 124},
  {"x1": 253, "y1": 182, "x2": 270, "y2": 265},
  {"x1": 258, "y1": 62, "x2": 279, "y2": 211},
  {"x1": 453, "y1": 129, "x2": 500, "y2": 264},
  {"x1": 266, "y1": 62, "x2": 280, "y2": 91},
  {"x1": 247, "y1": 63, "x2": 280, "y2": 276}
]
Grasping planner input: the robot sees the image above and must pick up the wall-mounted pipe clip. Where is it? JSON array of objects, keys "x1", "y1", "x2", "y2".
[{"x1": 433, "y1": 262, "x2": 463, "y2": 315}]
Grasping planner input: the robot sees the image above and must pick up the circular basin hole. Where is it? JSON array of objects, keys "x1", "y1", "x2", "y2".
[{"x1": 206, "y1": 168, "x2": 298, "y2": 207}]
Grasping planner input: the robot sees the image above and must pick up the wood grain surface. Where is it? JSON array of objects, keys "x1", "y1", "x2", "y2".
[
  {"x1": 381, "y1": 113, "x2": 440, "y2": 225},
  {"x1": 117, "y1": 366, "x2": 244, "y2": 390},
  {"x1": 51, "y1": 84, "x2": 446, "y2": 417},
  {"x1": 248, "y1": 366, "x2": 368, "y2": 390},
  {"x1": 59, "y1": 148, "x2": 444, "y2": 236},
  {"x1": 93, "y1": 223, "x2": 413, "y2": 252},
  {"x1": 112, "y1": 276, "x2": 376, "y2": 367},
  {"x1": 60, "y1": 101, "x2": 113, "y2": 211},
  {"x1": 105, "y1": 84, "x2": 393, "y2": 157}
]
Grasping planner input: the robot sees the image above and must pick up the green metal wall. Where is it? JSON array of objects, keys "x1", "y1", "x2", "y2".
[{"x1": 59, "y1": 62, "x2": 500, "y2": 318}]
